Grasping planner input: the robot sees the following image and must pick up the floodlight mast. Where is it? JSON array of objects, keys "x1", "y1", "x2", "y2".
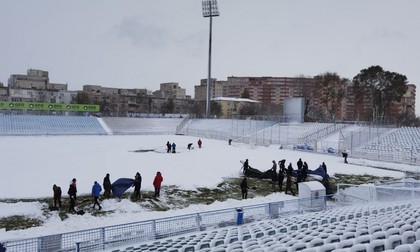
[{"x1": 202, "y1": 0, "x2": 219, "y2": 118}]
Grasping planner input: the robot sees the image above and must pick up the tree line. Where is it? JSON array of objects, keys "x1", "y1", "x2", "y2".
[{"x1": 239, "y1": 65, "x2": 418, "y2": 126}]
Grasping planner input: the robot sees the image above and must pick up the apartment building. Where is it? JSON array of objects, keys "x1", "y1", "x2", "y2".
[
  {"x1": 194, "y1": 78, "x2": 225, "y2": 101},
  {"x1": 153, "y1": 82, "x2": 191, "y2": 100},
  {"x1": 8, "y1": 69, "x2": 67, "y2": 91},
  {"x1": 3, "y1": 69, "x2": 76, "y2": 104},
  {"x1": 389, "y1": 84, "x2": 416, "y2": 116},
  {"x1": 213, "y1": 97, "x2": 260, "y2": 119},
  {"x1": 223, "y1": 76, "x2": 318, "y2": 105}
]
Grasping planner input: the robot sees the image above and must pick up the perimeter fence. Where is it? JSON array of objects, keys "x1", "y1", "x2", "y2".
[
  {"x1": 184, "y1": 118, "x2": 420, "y2": 165},
  {"x1": 341, "y1": 126, "x2": 420, "y2": 165},
  {"x1": 2, "y1": 196, "x2": 332, "y2": 252},
  {"x1": 337, "y1": 183, "x2": 420, "y2": 205}
]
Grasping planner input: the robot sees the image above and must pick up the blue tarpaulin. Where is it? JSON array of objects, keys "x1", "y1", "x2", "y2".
[
  {"x1": 111, "y1": 178, "x2": 135, "y2": 199},
  {"x1": 307, "y1": 165, "x2": 329, "y2": 179}
]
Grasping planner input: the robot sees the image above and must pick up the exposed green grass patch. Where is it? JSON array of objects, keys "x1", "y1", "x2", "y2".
[
  {"x1": 133, "y1": 149, "x2": 155, "y2": 153},
  {"x1": 0, "y1": 216, "x2": 42, "y2": 231},
  {"x1": 0, "y1": 171, "x2": 405, "y2": 232}
]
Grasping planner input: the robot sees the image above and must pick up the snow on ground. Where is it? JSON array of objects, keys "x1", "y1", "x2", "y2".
[{"x1": 0, "y1": 135, "x2": 412, "y2": 241}]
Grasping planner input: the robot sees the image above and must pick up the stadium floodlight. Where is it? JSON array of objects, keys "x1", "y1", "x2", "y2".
[
  {"x1": 202, "y1": 0, "x2": 219, "y2": 118},
  {"x1": 202, "y1": 0, "x2": 220, "y2": 17}
]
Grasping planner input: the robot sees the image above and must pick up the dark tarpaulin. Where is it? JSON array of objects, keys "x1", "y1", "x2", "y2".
[
  {"x1": 244, "y1": 165, "x2": 329, "y2": 180},
  {"x1": 307, "y1": 165, "x2": 329, "y2": 179},
  {"x1": 244, "y1": 167, "x2": 275, "y2": 179},
  {"x1": 111, "y1": 178, "x2": 135, "y2": 199}
]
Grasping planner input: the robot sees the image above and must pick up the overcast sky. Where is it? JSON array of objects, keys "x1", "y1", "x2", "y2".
[{"x1": 1, "y1": 0, "x2": 419, "y2": 115}]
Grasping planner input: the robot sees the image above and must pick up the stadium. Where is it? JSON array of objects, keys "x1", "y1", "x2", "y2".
[{"x1": 1, "y1": 114, "x2": 420, "y2": 252}]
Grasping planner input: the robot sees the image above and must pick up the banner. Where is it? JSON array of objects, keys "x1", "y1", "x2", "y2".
[{"x1": 0, "y1": 101, "x2": 99, "y2": 112}]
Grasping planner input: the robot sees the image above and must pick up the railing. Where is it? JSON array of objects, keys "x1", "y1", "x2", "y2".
[
  {"x1": 304, "y1": 123, "x2": 348, "y2": 143},
  {"x1": 337, "y1": 183, "x2": 420, "y2": 204},
  {"x1": 2, "y1": 196, "x2": 332, "y2": 252},
  {"x1": 175, "y1": 114, "x2": 190, "y2": 135}
]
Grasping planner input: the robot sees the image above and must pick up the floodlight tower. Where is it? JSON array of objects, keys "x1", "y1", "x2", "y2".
[{"x1": 202, "y1": 0, "x2": 219, "y2": 118}]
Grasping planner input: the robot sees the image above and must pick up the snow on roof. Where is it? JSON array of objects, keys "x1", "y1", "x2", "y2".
[{"x1": 212, "y1": 97, "x2": 260, "y2": 103}]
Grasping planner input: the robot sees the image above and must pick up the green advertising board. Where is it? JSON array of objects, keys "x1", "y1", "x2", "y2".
[{"x1": 0, "y1": 101, "x2": 99, "y2": 112}]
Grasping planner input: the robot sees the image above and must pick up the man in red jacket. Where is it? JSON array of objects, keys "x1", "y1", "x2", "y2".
[{"x1": 153, "y1": 172, "x2": 163, "y2": 197}]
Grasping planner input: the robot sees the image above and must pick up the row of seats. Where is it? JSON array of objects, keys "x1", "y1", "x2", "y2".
[
  {"x1": 252, "y1": 123, "x2": 345, "y2": 146},
  {"x1": 0, "y1": 114, "x2": 106, "y2": 135},
  {"x1": 363, "y1": 127, "x2": 420, "y2": 157},
  {"x1": 102, "y1": 117, "x2": 184, "y2": 135},
  {"x1": 111, "y1": 202, "x2": 420, "y2": 252},
  {"x1": 0, "y1": 115, "x2": 187, "y2": 135},
  {"x1": 184, "y1": 119, "x2": 277, "y2": 139}
]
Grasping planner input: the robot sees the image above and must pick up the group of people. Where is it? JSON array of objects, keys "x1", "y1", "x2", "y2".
[
  {"x1": 270, "y1": 159, "x2": 301, "y2": 196},
  {"x1": 187, "y1": 139, "x2": 202, "y2": 150},
  {"x1": 168, "y1": 139, "x2": 203, "y2": 152},
  {"x1": 240, "y1": 158, "x2": 329, "y2": 199},
  {"x1": 166, "y1": 141, "x2": 177, "y2": 153},
  {"x1": 132, "y1": 171, "x2": 163, "y2": 198},
  {"x1": 52, "y1": 171, "x2": 164, "y2": 213}
]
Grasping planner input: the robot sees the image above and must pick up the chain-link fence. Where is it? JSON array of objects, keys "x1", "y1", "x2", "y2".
[
  {"x1": 2, "y1": 196, "x2": 331, "y2": 252},
  {"x1": 341, "y1": 126, "x2": 420, "y2": 165}
]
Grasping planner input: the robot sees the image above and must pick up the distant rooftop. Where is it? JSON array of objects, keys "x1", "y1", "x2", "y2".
[{"x1": 212, "y1": 97, "x2": 260, "y2": 103}]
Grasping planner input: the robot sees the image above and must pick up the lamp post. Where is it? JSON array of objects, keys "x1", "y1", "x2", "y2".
[{"x1": 202, "y1": 0, "x2": 219, "y2": 118}]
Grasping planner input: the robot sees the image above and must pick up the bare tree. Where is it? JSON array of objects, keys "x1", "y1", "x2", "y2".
[{"x1": 315, "y1": 73, "x2": 349, "y2": 121}]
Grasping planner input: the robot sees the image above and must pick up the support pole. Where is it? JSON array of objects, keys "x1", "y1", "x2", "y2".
[{"x1": 206, "y1": 16, "x2": 213, "y2": 118}]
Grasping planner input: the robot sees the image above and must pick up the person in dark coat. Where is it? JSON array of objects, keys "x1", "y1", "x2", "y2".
[
  {"x1": 270, "y1": 160, "x2": 277, "y2": 192},
  {"x1": 68, "y1": 178, "x2": 77, "y2": 212},
  {"x1": 133, "y1": 172, "x2": 142, "y2": 199},
  {"x1": 240, "y1": 178, "x2": 249, "y2": 199},
  {"x1": 271, "y1": 160, "x2": 277, "y2": 173},
  {"x1": 287, "y1": 163, "x2": 294, "y2": 176},
  {"x1": 103, "y1": 173, "x2": 112, "y2": 198},
  {"x1": 53, "y1": 184, "x2": 62, "y2": 208},
  {"x1": 342, "y1": 152, "x2": 348, "y2": 163},
  {"x1": 297, "y1": 158, "x2": 303, "y2": 170},
  {"x1": 171, "y1": 143, "x2": 176, "y2": 153},
  {"x1": 198, "y1": 139, "x2": 202, "y2": 148},
  {"x1": 242, "y1": 159, "x2": 249, "y2": 174},
  {"x1": 187, "y1": 143, "x2": 193, "y2": 150},
  {"x1": 166, "y1": 141, "x2": 171, "y2": 153},
  {"x1": 278, "y1": 167, "x2": 285, "y2": 192},
  {"x1": 302, "y1": 162, "x2": 308, "y2": 182},
  {"x1": 278, "y1": 159, "x2": 286, "y2": 173},
  {"x1": 92, "y1": 181, "x2": 102, "y2": 210},
  {"x1": 296, "y1": 168, "x2": 303, "y2": 190},
  {"x1": 322, "y1": 162, "x2": 327, "y2": 173},
  {"x1": 285, "y1": 174, "x2": 295, "y2": 196},
  {"x1": 153, "y1": 172, "x2": 163, "y2": 197}
]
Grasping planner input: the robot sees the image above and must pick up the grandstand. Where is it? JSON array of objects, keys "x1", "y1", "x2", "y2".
[
  {"x1": 102, "y1": 117, "x2": 184, "y2": 135},
  {"x1": 245, "y1": 123, "x2": 349, "y2": 148},
  {"x1": 0, "y1": 114, "x2": 107, "y2": 135},
  {"x1": 5, "y1": 191, "x2": 420, "y2": 251},
  {"x1": 358, "y1": 127, "x2": 420, "y2": 163},
  {"x1": 1, "y1": 114, "x2": 420, "y2": 165},
  {"x1": 110, "y1": 201, "x2": 420, "y2": 252},
  {"x1": 1, "y1": 114, "x2": 420, "y2": 164},
  {"x1": 179, "y1": 119, "x2": 278, "y2": 141},
  {"x1": 2, "y1": 114, "x2": 420, "y2": 251}
]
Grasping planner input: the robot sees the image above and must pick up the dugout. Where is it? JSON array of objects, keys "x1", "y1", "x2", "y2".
[{"x1": 299, "y1": 181, "x2": 326, "y2": 210}]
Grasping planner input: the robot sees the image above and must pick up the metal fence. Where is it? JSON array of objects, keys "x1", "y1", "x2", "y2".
[
  {"x1": 2, "y1": 196, "x2": 332, "y2": 252},
  {"x1": 336, "y1": 183, "x2": 420, "y2": 204},
  {"x1": 341, "y1": 126, "x2": 420, "y2": 165},
  {"x1": 187, "y1": 119, "x2": 420, "y2": 165}
]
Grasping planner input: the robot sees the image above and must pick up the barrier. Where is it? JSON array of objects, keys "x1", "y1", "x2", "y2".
[
  {"x1": 2, "y1": 196, "x2": 332, "y2": 252},
  {"x1": 337, "y1": 183, "x2": 420, "y2": 204}
]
